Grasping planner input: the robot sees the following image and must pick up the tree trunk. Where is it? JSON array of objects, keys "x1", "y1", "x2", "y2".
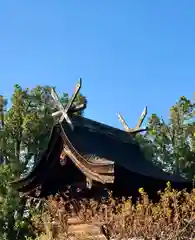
[{"x1": 15, "y1": 140, "x2": 21, "y2": 163}]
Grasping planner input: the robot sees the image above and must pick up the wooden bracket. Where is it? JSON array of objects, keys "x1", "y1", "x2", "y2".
[
  {"x1": 51, "y1": 78, "x2": 82, "y2": 130},
  {"x1": 117, "y1": 106, "x2": 148, "y2": 134}
]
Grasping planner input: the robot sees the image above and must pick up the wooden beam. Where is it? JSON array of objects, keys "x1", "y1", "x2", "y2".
[
  {"x1": 51, "y1": 78, "x2": 82, "y2": 130},
  {"x1": 117, "y1": 113, "x2": 131, "y2": 132},
  {"x1": 52, "y1": 103, "x2": 86, "y2": 118},
  {"x1": 51, "y1": 88, "x2": 73, "y2": 129},
  {"x1": 135, "y1": 106, "x2": 147, "y2": 130},
  {"x1": 63, "y1": 78, "x2": 82, "y2": 116},
  {"x1": 129, "y1": 127, "x2": 148, "y2": 134},
  {"x1": 68, "y1": 102, "x2": 86, "y2": 113}
]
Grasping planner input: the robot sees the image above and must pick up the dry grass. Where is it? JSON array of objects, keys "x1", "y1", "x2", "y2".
[{"x1": 31, "y1": 182, "x2": 195, "y2": 240}]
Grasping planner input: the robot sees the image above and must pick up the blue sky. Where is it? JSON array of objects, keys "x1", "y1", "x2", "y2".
[{"x1": 0, "y1": 1, "x2": 194, "y2": 129}]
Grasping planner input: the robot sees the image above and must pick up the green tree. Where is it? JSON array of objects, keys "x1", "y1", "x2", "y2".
[
  {"x1": 4, "y1": 84, "x2": 86, "y2": 168},
  {"x1": 0, "y1": 164, "x2": 35, "y2": 240},
  {"x1": 144, "y1": 94, "x2": 195, "y2": 178},
  {"x1": 0, "y1": 83, "x2": 87, "y2": 239}
]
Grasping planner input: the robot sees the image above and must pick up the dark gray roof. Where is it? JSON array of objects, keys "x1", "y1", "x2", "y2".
[
  {"x1": 12, "y1": 114, "x2": 190, "y2": 197},
  {"x1": 63, "y1": 115, "x2": 188, "y2": 182}
]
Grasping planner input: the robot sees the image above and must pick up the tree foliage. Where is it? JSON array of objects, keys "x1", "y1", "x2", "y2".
[
  {"x1": 0, "y1": 83, "x2": 194, "y2": 238},
  {"x1": 0, "y1": 84, "x2": 87, "y2": 239},
  {"x1": 140, "y1": 94, "x2": 195, "y2": 178},
  {"x1": 0, "y1": 164, "x2": 36, "y2": 240}
]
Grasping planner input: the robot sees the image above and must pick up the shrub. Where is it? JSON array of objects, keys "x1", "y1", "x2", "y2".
[{"x1": 31, "y1": 183, "x2": 195, "y2": 239}]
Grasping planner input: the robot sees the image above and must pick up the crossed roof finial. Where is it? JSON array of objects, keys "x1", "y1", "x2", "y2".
[
  {"x1": 50, "y1": 78, "x2": 82, "y2": 130},
  {"x1": 117, "y1": 106, "x2": 148, "y2": 134}
]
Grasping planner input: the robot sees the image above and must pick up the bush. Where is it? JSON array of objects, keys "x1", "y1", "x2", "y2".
[
  {"x1": 30, "y1": 183, "x2": 195, "y2": 239},
  {"x1": 0, "y1": 164, "x2": 36, "y2": 240}
]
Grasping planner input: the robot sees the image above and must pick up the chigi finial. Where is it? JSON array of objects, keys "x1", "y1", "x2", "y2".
[
  {"x1": 50, "y1": 78, "x2": 82, "y2": 130},
  {"x1": 117, "y1": 106, "x2": 148, "y2": 134}
]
